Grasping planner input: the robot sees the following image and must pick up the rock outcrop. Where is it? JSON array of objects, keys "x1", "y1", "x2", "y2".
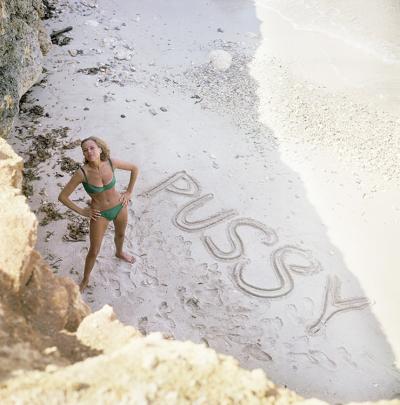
[
  {"x1": 1, "y1": 305, "x2": 302, "y2": 404},
  {"x1": 0, "y1": 135, "x2": 92, "y2": 382},
  {"x1": 0, "y1": 0, "x2": 51, "y2": 138}
]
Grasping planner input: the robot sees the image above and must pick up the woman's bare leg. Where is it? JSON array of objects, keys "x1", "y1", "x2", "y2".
[
  {"x1": 113, "y1": 206, "x2": 135, "y2": 263},
  {"x1": 80, "y1": 216, "x2": 109, "y2": 292}
]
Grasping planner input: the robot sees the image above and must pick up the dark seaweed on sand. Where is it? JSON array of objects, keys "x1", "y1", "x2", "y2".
[
  {"x1": 63, "y1": 215, "x2": 89, "y2": 242},
  {"x1": 38, "y1": 202, "x2": 64, "y2": 226}
]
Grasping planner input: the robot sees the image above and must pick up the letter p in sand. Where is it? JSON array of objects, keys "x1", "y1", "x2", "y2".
[{"x1": 141, "y1": 171, "x2": 201, "y2": 198}]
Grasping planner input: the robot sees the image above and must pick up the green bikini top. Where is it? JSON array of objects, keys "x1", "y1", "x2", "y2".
[{"x1": 81, "y1": 159, "x2": 116, "y2": 194}]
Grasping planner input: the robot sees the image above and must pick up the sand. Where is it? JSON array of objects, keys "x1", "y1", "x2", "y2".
[{"x1": 9, "y1": 0, "x2": 400, "y2": 402}]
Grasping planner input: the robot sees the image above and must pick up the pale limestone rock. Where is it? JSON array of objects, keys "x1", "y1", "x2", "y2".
[
  {"x1": 0, "y1": 137, "x2": 23, "y2": 188},
  {"x1": 0, "y1": 330, "x2": 293, "y2": 404},
  {"x1": 114, "y1": 47, "x2": 134, "y2": 61},
  {"x1": 20, "y1": 251, "x2": 90, "y2": 334},
  {"x1": 37, "y1": 19, "x2": 52, "y2": 54},
  {"x1": 0, "y1": 137, "x2": 91, "y2": 382},
  {"x1": 0, "y1": 185, "x2": 37, "y2": 291},
  {"x1": 61, "y1": 276, "x2": 92, "y2": 332},
  {"x1": 208, "y1": 49, "x2": 233, "y2": 72},
  {"x1": 76, "y1": 305, "x2": 141, "y2": 353}
]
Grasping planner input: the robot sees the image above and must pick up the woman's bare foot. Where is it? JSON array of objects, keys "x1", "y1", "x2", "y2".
[
  {"x1": 116, "y1": 252, "x2": 136, "y2": 264},
  {"x1": 79, "y1": 278, "x2": 89, "y2": 292}
]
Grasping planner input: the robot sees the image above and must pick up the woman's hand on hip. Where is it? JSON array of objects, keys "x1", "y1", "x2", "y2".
[
  {"x1": 119, "y1": 191, "x2": 131, "y2": 207},
  {"x1": 81, "y1": 207, "x2": 101, "y2": 221}
]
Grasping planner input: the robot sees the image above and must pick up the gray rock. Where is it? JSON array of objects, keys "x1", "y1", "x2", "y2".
[
  {"x1": 85, "y1": 19, "x2": 99, "y2": 27},
  {"x1": 114, "y1": 47, "x2": 133, "y2": 61},
  {"x1": 0, "y1": 0, "x2": 51, "y2": 138},
  {"x1": 208, "y1": 50, "x2": 232, "y2": 72}
]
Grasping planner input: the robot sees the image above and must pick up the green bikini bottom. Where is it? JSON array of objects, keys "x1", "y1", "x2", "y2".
[{"x1": 100, "y1": 203, "x2": 124, "y2": 221}]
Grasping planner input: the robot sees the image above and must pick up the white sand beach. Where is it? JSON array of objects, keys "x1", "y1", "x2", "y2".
[{"x1": 9, "y1": 0, "x2": 400, "y2": 402}]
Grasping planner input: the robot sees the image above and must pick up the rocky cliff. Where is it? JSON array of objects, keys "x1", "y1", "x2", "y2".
[{"x1": 0, "y1": 0, "x2": 51, "y2": 138}]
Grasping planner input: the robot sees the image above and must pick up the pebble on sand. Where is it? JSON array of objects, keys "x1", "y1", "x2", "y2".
[{"x1": 208, "y1": 50, "x2": 232, "y2": 72}]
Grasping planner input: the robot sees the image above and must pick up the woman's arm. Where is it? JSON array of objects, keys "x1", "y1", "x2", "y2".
[
  {"x1": 58, "y1": 170, "x2": 100, "y2": 220},
  {"x1": 111, "y1": 158, "x2": 139, "y2": 206}
]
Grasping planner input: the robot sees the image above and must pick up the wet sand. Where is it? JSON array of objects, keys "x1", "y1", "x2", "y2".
[{"x1": 9, "y1": 0, "x2": 400, "y2": 402}]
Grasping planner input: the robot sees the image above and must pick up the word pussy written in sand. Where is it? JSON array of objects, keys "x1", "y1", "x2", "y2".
[{"x1": 141, "y1": 171, "x2": 369, "y2": 335}]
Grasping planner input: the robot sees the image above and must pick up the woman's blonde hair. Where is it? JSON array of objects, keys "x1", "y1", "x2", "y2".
[{"x1": 81, "y1": 136, "x2": 110, "y2": 163}]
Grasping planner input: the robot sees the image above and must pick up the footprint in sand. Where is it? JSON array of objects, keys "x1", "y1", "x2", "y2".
[
  {"x1": 309, "y1": 350, "x2": 337, "y2": 370},
  {"x1": 200, "y1": 337, "x2": 210, "y2": 347},
  {"x1": 141, "y1": 271, "x2": 160, "y2": 287},
  {"x1": 287, "y1": 304, "x2": 302, "y2": 324},
  {"x1": 202, "y1": 287, "x2": 223, "y2": 305},
  {"x1": 185, "y1": 297, "x2": 201, "y2": 314},
  {"x1": 289, "y1": 350, "x2": 337, "y2": 371},
  {"x1": 260, "y1": 317, "x2": 283, "y2": 339},
  {"x1": 243, "y1": 343, "x2": 273, "y2": 362},
  {"x1": 192, "y1": 323, "x2": 206, "y2": 331},
  {"x1": 338, "y1": 346, "x2": 358, "y2": 368},
  {"x1": 119, "y1": 271, "x2": 136, "y2": 291},
  {"x1": 110, "y1": 279, "x2": 121, "y2": 297},
  {"x1": 157, "y1": 301, "x2": 176, "y2": 329},
  {"x1": 227, "y1": 325, "x2": 263, "y2": 344},
  {"x1": 176, "y1": 286, "x2": 187, "y2": 306},
  {"x1": 287, "y1": 298, "x2": 315, "y2": 326},
  {"x1": 98, "y1": 269, "x2": 109, "y2": 284},
  {"x1": 128, "y1": 268, "x2": 138, "y2": 287},
  {"x1": 225, "y1": 304, "x2": 253, "y2": 314},
  {"x1": 138, "y1": 316, "x2": 148, "y2": 335}
]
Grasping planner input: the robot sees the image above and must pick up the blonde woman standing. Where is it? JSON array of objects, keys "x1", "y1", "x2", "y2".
[{"x1": 58, "y1": 136, "x2": 139, "y2": 292}]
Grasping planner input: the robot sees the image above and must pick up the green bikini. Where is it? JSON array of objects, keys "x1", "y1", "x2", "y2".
[
  {"x1": 81, "y1": 159, "x2": 124, "y2": 221},
  {"x1": 97, "y1": 203, "x2": 123, "y2": 221}
]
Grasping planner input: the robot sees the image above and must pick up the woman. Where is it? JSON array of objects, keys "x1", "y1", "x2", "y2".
[{"x1": 58, "y1": 136, "x2": 139, "y2": 292}]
